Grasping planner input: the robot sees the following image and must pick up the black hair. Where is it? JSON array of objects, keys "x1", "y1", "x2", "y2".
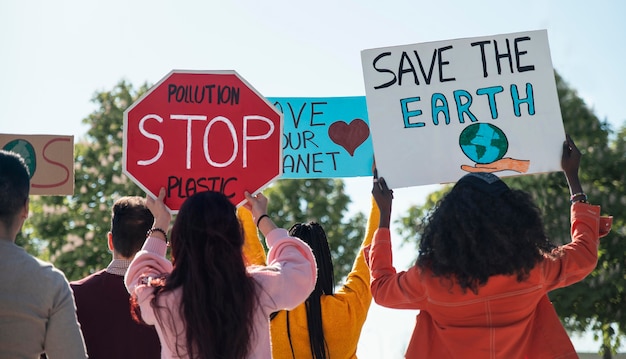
[
  {"x1": 0, "y1": 150, "x2": 30, "y2": 229},
  {"x1": 131, "y1": 191, "x2": 258, "y2": 359},
  {"x1": 287, "y1": 222, "x2": 333, "y2": 359},
  {"x1": 110, "y1": 196, "x2": 154, "y2": 258},
  {"x1": 417, "y1": 177, "x2": 556, "y2": 294}
]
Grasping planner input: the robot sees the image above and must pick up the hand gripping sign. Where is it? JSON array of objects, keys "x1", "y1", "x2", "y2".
[{"x1": 123, "y1": 70, "x2": 282, "y2": 212}]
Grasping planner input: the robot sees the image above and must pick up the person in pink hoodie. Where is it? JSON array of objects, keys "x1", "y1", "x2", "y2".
[{"x1": 125, "y1": 188, "x2": 317, "y2": 359}]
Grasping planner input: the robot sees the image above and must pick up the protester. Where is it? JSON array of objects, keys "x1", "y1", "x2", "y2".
[
  {"x1": 367, "y1": 135, "x2": 612, "y2": 358},
  {"x1": 71, "y1": 196, "x2": 160, "y2": 358},
  {"x1": 240, "y1": 196, "x2": 378, "y2": 358},
  {"x1": 0, "y1": 150, "x2": 87, "y2": 358},
  {"x1": 125, "y1": 188, "x2": 317, "y2": 359}
]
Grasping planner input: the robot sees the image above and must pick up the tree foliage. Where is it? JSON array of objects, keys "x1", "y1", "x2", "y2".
[
  {"x1": 19, "y1": 81, "x2": 150, "y2": 280},
  {"x1": 265, "y1": 178, "x2": 367, "y2": 281},
  {"x1": 20, "y1": 81, "x2": 366, "y2": 284},
  {"x1": 517, "y1": 74, "x2": 625, "y2": 358},
  {"x1": 395, "y1": 73, "x2": 625, "y2": 356}
]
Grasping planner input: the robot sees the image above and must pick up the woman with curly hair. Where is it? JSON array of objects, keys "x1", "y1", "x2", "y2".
[
  {"x1": 125, "y1": 189, "x2": 317, "y2": 359},
  {"x1": 367, "y1": 135, "x2": 612, "y2": 359}
]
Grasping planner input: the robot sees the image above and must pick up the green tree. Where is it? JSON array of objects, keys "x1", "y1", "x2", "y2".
[
  {"x1": 21, "y1": 81, "x2": 367, "y2": 284},
  {"x1": 265, "y1": 178, "x2": 367, "y2": 281},
  {"x1": 505, "y1": 74, "x2": 625, "y2": 358},
  {"x1": 396, "y1": 73, "x2": 625, "y2": 357},
  {"x1": 20, "y1": 81, "x2": 150, "y2": 281}
]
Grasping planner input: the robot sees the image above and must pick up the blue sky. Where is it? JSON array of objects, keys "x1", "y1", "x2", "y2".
[{"x1": 2, "y1": 0, "x2": 624, "y2": 355}]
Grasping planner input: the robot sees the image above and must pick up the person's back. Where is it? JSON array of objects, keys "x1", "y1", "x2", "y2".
[
  {"x1": 126, "y1": 189, "x2": 316, "y2": 359},
  {"x1": 71, "y1": 270, "x2": 161, "y2": 358},
  {"x1": 70, "y1": 196, "x2": 160, "y2": 359},
  {"x1": 367, "y1": 136, "x2": 613, "y2": 358},
  {"x1": 379, "y1": 174, "x2": 600, "y2": 358},
  {"x1": 394, "y1": 269, "x2": 591, "y2": 358},
  {"x1": 0, "y1": 150, "x2": 87, "y2": 359},
  {"x1": 240, "y1": 198, "x2": 379, "y2": 358}
]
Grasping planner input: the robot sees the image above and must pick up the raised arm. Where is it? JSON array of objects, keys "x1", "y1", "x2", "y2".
[
  {"x1": 244, "y1": 191, "x2": 317, "y2": 311},
  {"x1": 543, "y1": 135, "x2": 612, "y2": 290},
  {"x1": 238, "y1": 206, "x2": 267, "y2": 266},
  {"x1": 561, "y1": 134, "x2": 584, "y2": 200},
  {"x1": 367, "y1": 175, "x2": 427, "y2": 309},
  {"x1": 341, "y1": 196, "x2": 379, "y2": 293},
  {"x1": 124, "y1": 188, "x2": 173, "y2": 325}
]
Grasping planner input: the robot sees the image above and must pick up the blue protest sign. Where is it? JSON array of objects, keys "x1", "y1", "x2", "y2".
[{"x1": 267, "y1": 96, "x2": 373, "y2": 179}]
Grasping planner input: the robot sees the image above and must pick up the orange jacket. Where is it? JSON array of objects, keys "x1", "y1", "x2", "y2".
[{"x1": 366, "y1": 202, "x2": 610, "y2": 359}]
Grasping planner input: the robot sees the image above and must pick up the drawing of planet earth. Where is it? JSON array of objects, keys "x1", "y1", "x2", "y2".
[
  {"x1": 459, "y1": 123, "x2": 508, "y2": 164},
  {"x1": 3, "y1": 139, "x2": 37, "y2": 178}
]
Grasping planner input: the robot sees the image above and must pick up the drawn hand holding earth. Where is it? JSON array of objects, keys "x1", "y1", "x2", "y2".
[{"x1": 459, "y1": 123, "x2": 529, "y2": 174}]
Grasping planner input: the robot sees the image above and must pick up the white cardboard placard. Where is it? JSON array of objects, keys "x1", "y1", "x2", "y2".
[{"x1": 361, "y1": 30, "x2": 564, "y2": 188}]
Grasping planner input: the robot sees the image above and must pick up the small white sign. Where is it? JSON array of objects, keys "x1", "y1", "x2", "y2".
[{"x1": 361, "y1": 29, "x2": 564, "y2": 188}]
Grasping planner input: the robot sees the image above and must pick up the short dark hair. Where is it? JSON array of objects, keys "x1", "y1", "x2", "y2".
[
  {"x1": 110, "y1": 196, "x2": 153, "y2": 258},
  {"x1": 0, "y1": 150, "x2": 30, "y2": 227}
]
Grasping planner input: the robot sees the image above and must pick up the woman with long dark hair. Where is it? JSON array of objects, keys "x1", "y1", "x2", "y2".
[
  {"x1": 367, "y1": 135, "x2": 612, "y2": 358},
  {"x1": 126, "y1": 189, "x2": 317, "y2": 359},
  {"x1": 240, "y1": 197, "x2": 379, "y2": 358}
]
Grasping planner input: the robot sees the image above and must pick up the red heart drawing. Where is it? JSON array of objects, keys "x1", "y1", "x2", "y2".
[{"x1": 328, "y1": 119, "x2": 370, "y2": 156}]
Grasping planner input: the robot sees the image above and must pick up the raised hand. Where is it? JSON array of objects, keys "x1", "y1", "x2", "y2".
[
  {"x1": 371, "y1": 175, "x2": 393, "y2": 229},
  {"x1": 561, "y1": 134, "x2": 583, "y2": 197},
  {"x1": 146, "y1": 187, "x2": 171, "y2": 233},
  {"x1": 243, "y1": 191, "x2": 269, "y2": 222}
]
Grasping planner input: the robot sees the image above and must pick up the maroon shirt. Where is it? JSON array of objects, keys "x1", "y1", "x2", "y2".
[{"x1": 71, "y1": 265, "x2": 161, "y2": 359}]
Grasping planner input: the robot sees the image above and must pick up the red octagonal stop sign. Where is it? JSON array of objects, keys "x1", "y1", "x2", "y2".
[{"x1": 123, "y1": 70, "x2": 282, "y2": 212}]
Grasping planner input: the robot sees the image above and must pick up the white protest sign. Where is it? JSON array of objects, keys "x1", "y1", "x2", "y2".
[{"x1": 361, "y1": 29, "x2": 564, "y2": 189}]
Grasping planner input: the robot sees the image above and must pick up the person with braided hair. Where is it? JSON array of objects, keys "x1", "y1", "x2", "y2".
[{"x1": 240, "y1": 197, "x2": 378, "y2": 358}]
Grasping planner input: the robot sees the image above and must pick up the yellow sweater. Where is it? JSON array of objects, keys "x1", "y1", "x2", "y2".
[{"x1": 238, "y1": 198, "x2": 378, "y2": 359}]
